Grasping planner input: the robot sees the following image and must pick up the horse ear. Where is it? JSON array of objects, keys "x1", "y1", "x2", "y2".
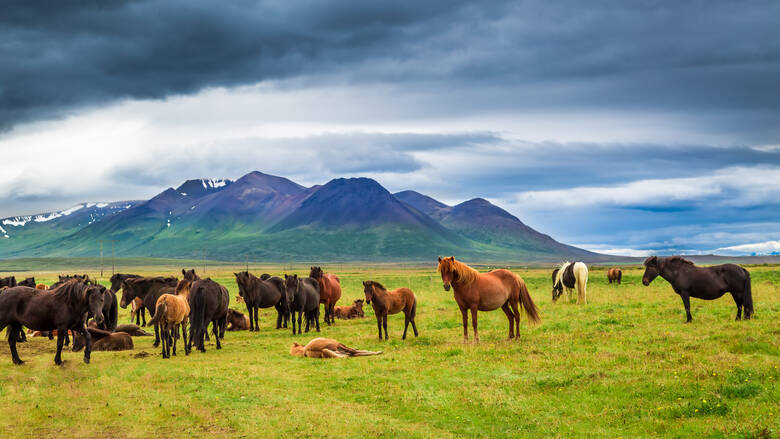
[
  {"x1": 362, "y1": 281, "x2": 368, "y2": 286},
  {"x1": 293, "y1": 274, "x2": 298, "y2": 279},
  {"x1": 438, "y1": 257, "x2": 442, "y2": 262},
  {"x1": 182, "y1": 269, "x2": 186, "y2": 276}
]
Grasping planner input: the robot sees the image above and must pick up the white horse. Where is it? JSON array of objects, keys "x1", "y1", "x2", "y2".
[{"x1": 552, "y1": 261, "x2": 589, "y2": 304}]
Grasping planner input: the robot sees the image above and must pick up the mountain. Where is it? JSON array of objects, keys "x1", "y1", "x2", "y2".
[
  {"x1": 395, "y1": 191, "x2": 596, "y2": 259},
  {"x1": 0, "y1": 201, "x2": 140, "y2": 255},
  {"x1": 0, "y1": 171, "x2": 605, "y2": 262}
]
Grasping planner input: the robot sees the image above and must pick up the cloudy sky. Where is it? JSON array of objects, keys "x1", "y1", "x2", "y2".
[{"x1": 2, "y1": 1, "x2": 779, "y2": 255}]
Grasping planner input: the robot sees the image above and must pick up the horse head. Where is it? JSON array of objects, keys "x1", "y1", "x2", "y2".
[
  {"x1": 309, "y1": 266, "x2": 323, "y2": 279},
  {"x1": 71, "y1": 283, "x2": 105, "y2": 325},
  {"x1": 642, "y1": 256, "x2": 660, "y2": 286},
  {"x1": 283, "y1": 274, "x2": 298, "y2": 306},
  {"x1": 362, "y1": 281, "x2": 375, "y2": 304},
  {"x1": 233, "y1": 271, "x2": 248, "y2": 298},
  {"x1": 182, "y1": 269, "x2": 199, "y2": 281},
  {"x1": 119, "y1": 278, "x2": 138, "y2": 308},
  {"x1": 437, "y1": 256, "x2": 458, "y2": 291}
]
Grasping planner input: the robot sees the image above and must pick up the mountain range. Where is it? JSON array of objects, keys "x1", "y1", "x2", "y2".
[{"x1": 0, "y1": 171, "x2": 608, "y2": 262}]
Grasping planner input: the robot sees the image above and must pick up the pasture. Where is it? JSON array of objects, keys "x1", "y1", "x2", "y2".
[{"x1": 0, "y1": 264, "x2": 778, "y2": 438}]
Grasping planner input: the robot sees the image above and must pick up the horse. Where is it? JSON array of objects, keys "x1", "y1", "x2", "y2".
[
  {"x1": 96, "y1": 285, "x2": 119, "y2": 331},
  {"x1": 187, "y1": 278, "x2": 229, "y2": 353},
  {"x1": 113, "y1": 324, "x2": 152, "y2": 336},
  {"x1": 226, "y1": 309, "x2": 250, "y2": 331},
  {"x1": 130, "y1": 297, "x2": 145, "y2": 325},
  {"x1": 607, "y1": 268, "x2": 622, "y2": 285},
  {"x1": 334, "y1": 299, "x2": 365, "y2": 319},
  {"x1": 309, "y1": 266, "x2": 342, "y2": 326},
  {"x1": 233, "y1": 271, "x2": 289, "y2": 331},
  {"x1": 18, "y1": 277, "x2": 36, "y2": 287},
  {"x1": 0, "y1": 280, "x2": 105, "y2": 365},
  {"x1": 0, "y1": 276, "x2": 16, "y2": 288},
  {"x1": 290, "y1": 338, "x2": 382, "y2": 358},
  {"x1": 51, "y1": 274, "x2": 92, "y2": 289},
  {"x1": 642, "y1": 256, "x2": 753, "y2": 322},
  {"x1": 35, "y1": 284, "x2": 49, "y2": 290},
  {"x1": 110, "y1": 273, "x2": 140, "y2": 292},
  {"x1": 182, "y1": 269, "x2": 200, "y2": 281},
  {"x1": 438, "y1": 256, "x2": 540, "y2": 342},
  {"x1": 363, "y1": 281, "x2": 418, "y2": 340},
  {"x1": 552, "y1": 262, "x2": 589, "y2": 304},
  {"x1": 72, "y1": 327, "x2": 134, "y2": 352},
  {"x1": 149, "y1": 279, "x2": 192, "y2": 357},
  {"x1": 118, "y1": 276, "x2": 178, "y2": 347},
  {"x1": 284, "y1": 274, "x2": 320, "y2": 335}
]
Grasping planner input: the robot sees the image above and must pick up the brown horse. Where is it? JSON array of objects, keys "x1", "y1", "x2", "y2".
[
  {"x1": 309, "y1": 267, "x2": 342, "y2": 326},
  {"x1": 226, "y1": 308, "x2": 250, "y2": 330},
  {"x1": 35, "y1": 284, "x2": 49, "y2": 290},
  {"x1": 334, "y1": 299, "x2": 365, "y2": 319},
  {"x1": 290, "y1": 338, "x2": 382, "y2": 358},
  {"x1": 437, "y1": 257, "x2": 540, "y2": 342},
  {"x1": 148, "y1": 279, "x2": 192, "y2": 357},
  {"x1": 362, "y1": 281, "x2": 418, "y2": 340},
  {"x1": 607, "y1": 268, "x2": 622, "y2": 284}
]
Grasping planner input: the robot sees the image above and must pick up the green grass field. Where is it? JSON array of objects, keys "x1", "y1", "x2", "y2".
[{"x1": 0, "y1": 264, "x2": 777, "y2": 438}]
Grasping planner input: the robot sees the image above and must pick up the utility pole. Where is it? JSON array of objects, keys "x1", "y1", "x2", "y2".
[
  {"x1": 98, "y1": 239, "x2": 118, "y2": 278},
  {"x1": 202, "y1": 249, "x2": 206, "y2": 274},
  {"x1": 245, "y1": 253, "x2": 249, "y2": 272}
]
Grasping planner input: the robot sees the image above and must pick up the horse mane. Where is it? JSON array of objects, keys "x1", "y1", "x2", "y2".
[
  {"x1": 665, "y1": 256, "x2": 695, "y2": 266},
  {"x1": 438, "y1": 257, "x2": 479, "y2": 286},
  {"x1": 368, "y1": 281, "x2": 386, "y2": 291},
  {"x1": 52, "y1": 279, "x2": 86, "y2": 305},
  {"x1": 175, "y1": 278, "x2": 192, "y2": 295},
  {"x1": 554, "y1": 262, "x2": 570, "y2": 285}
]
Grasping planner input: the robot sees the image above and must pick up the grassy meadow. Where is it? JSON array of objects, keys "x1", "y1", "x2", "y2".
[{"x1": 0, "y1": 263, "x2": 777, "y2": 438}]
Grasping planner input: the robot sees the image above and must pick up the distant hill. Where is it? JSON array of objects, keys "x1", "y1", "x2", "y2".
[{"x1": 0, "y1": 171, "x2": 608, "y2": 262}]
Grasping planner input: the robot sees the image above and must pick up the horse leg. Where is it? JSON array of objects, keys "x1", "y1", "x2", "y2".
[
  {"x1": 382, "y1": 314, "x2": 388, "y2": 340},
  {"x1": 460, "y1": 307, "x2": 469, "y2": 342},
  {"x1": 214, "y1": 319, "x2": 222, "y2": 350},
  {"x1": 153, "y1": 320, "x2": 160, "y2": 347},
  {"x1": 275, "y1": 305, "x2": 282, "y2": 330},
  {"x1": 731, "y1": 293, "x2": 743, "y2": 321},
  {"x1": 376, "y1": 315, "x2": 382, "y2": 340},
  {"x1": 79, "y1": 326, "x2": 92, "y2": 364},
  {"x1": 402, "y1": 312, "x2": 410, "y2": 340},
  {"x1": 510, "y1": 299, "x2": 521, "y2": 339},
  {"x1": 470, "y1": 306, "x2": 479, "y2": 343},
  {"x1": 8, "y1": 323, "x2": 24, "y2": 365},
  {"x1": 141, "y1": 308, "x2": 146, "y2": 326},
  {"x1": 315, "y1": 308, "x2": 320, "y2": 332},
  {"x1": 501, "y1": 303, "x2": 515, "y2": 339},
  {"x1": 246, "y1": 304, "x2": 254, "y2": 331},
  {"x1": 183, "y1": 319, "x2": 190, "y2": 356},
  {"x1": 680, "y1": 292, "x2": 693, "y2": 323}
]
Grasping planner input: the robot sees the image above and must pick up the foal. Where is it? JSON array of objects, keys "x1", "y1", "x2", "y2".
[
  {"x1": 362, "y1": 281, "x2": 418, "y2": 340},
  {"x1": 148, "y1": 279, "x2": 192, "y2": 358}
]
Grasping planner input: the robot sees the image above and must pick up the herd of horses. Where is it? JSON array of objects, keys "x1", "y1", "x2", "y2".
[{"x1": 0, "y1": 255, "x2": 755, "y2": 365}]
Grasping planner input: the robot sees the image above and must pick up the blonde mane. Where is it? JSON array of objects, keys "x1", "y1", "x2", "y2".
[
  {"x1": 555, "y1": 261, "x2": 571, "y2": 285},
  {"x1": 437, "y1": 257, "x2": 480, "y2": 286}
]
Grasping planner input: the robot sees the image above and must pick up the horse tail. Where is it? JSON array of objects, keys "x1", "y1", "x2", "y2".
[
  {"x1": 189, "y1": 284, "x2": 207, "y2": 346},
  {"x1": 742, "y1": 268, "x2": 754, "y2": 318},
  {"x1": 148, "y1": 300, "x2": 167, "y2": 326},
  {"x1": 576, "y1": 262, "x2": 589, "y2": 304},
  {"x1": 410, "y1": 295, "x2": 417, "y2": 321},
  {"x1": 515, "y1": 275, "x2": 541, "y2": 324},
  {"x1": 108, "y1": 294, "x2": 118, "y2": 331}
]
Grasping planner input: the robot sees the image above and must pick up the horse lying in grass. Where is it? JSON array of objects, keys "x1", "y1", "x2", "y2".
[
  {"x1": 149, "y1": 279, "x2": 192, "y2": 357},
  {"x1": 552, "y1": 262, "x2": 589, "y2": 304},
  {"x1": 0, "y1": 280, "x2": 105, "y2": 365},
  {"x1": 438, "y1": 256, "x2": 540, "y2": 342},
  {"x1": 363, "y1": 281, "x2": 418, "y2": 340},
  {"x1": 334, "y1": 299, "x2": 364, "y2": 319},
  {"x1": 226, "y1": 309, "x2": 250, "y2": 331},
  {"x1": 642, "y1": 256, "x2": 753, "y2": 322},
  {"x1": 607, "y1": 268, "x2": 622, "y2": 285},
  {"x1": 72, "y1": 327, "x2": 134, "y2": 352},
  {"x1": 290, "y1": 338, "x2": 382, "y2": 358}
]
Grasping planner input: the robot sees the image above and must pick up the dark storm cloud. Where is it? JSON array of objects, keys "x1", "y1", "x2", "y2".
[{"x1": 2, "y1": 0, "x2": 779, "y2": 140}]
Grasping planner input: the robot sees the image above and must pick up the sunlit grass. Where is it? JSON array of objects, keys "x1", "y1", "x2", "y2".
[{"x1": 0, "y1": 264, "x2": 777, "y2": 438}]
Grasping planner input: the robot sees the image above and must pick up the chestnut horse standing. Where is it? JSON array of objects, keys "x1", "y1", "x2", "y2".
[
  {"x1": 148, "y1": 279, "x2": 192, "y2": 357},
  {"x1": 607, "y1": 268, "x2": 622, "y2": 285},
  {"x1": 438, "y1": 257, "x2": 540, "y2": 342},
  {"x1": 309, "y1": 266, "x2": 342, "y2": 325}
]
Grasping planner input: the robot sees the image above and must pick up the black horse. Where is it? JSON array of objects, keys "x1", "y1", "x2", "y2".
[
  {"x1": 187, "y1": 278, "x2": 229, "y2": 353},
  {"x1": 0, "y1": 281, "x2": 104, "y2": 365},
  {"x1": 182, "y1": 269, "x2": 200, "y2": 281},
  {"x1": 18, "y1": 277, "x2": 36, "y2": 287},
  {"x1": 0, "y1": 276, "x2": 17, "y2": 288},
  {"x1": 119, "y1": 276, "x2": 178, "y2": 347},
  {"x1": 95, "y1": 285, "x2": 119, "y2": 331},
  {"x1": 233, "y1": 271, "x2": 289, "y2": 331},
  {"x1": 51, "y1": 274, "x2": 92, "y2": 289},
  {"x1": 110, "y1": 273, "x2": 142, "y2": 324},
  {"x1": 642, "y1": 256, "x2": 753, "y2": 322},
  {"x1": 284, "y1": 274, "x2": 320, "y2": 335}
]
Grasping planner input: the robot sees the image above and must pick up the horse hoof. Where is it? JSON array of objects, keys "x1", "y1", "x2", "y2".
[
  {"x1": 13, "y1": 359, "x2": 24, "y2": 365},
  {"x1": 83, "y1": 357, "x2": 90, "y2": 364},
  {"x1": 55, "y1": 360, "x2": 64, "y2": 366}
]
